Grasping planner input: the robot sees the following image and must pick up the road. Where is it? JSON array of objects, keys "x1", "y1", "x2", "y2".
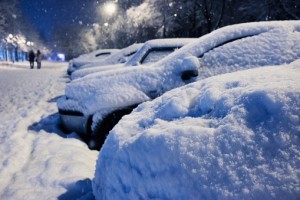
[{"x1": 0, "y1": 62, "x2": 97, "y2": 200}]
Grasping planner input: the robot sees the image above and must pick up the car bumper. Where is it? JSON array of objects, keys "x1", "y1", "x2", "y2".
[{"x1": 59, "y1": 109, "x2": 90, "y2": 135}]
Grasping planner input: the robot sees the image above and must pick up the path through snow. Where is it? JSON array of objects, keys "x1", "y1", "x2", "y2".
[{"x1": 0, "y1": 62, "x2": 98, "y2": 200}]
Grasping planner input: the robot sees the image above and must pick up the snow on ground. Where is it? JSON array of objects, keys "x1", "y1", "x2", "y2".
[
  {"x1": 94, "y1": 60, "x2": 300, "y2": 199},
  {"x1": 0, "y1": 61, "x2": 97, "y2": 200}
]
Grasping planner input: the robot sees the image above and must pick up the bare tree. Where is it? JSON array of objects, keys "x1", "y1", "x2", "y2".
[
  {"x1": 238, "y1": 0, "x2": 300, "y2": 21},
  {"x1": 0, "y1": 0, "x2": 19, "y2": 37}
]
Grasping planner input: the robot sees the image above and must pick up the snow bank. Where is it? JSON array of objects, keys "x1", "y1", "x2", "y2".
[{"x1": 93, "y1": 61, "x2": 300, "y2": 199}]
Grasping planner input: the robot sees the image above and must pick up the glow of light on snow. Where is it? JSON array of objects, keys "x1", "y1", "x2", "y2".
[{"x1": 104, "y1": 22, "x2": 109, "y2": 27}]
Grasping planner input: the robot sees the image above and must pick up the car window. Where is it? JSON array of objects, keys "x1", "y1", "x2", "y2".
[{"x1": 141, "y1": 48, "x2": 177, "y2": 64}]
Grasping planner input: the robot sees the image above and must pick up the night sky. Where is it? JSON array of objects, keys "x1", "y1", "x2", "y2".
[{"x1": 19, "y1": 0, "x2": 98, "y2": 42}]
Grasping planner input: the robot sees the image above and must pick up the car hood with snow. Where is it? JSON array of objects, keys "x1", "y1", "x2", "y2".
[
  {"x1": 93, "y1": 60, "x2": 300, "y2": 199},
  {"x1": 58, "y1": 58, "x2": 199, "y2": 124}
]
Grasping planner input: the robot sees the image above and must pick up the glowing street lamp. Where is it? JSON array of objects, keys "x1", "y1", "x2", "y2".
[
  {"x1": 26, "y1": 41, "x2": 34, "y2": 47},
  {"x1": 103, "y1": 1, "x2": 117, "y2": 16}
]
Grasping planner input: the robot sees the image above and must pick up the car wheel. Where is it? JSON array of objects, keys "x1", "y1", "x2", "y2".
[{"x1": 88, "y1": 104, "x2": 139, "y2": 151}]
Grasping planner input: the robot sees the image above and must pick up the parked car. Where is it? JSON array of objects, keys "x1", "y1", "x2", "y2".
[
  {"x1": 77, "y1": 43, "x2": 144, "y2": 70},
  {"x1": 71, "y1": 38, "x2": 197, "y2": 80},
  {"x1": 58, "y1": 21, "x2": 300, "y2": 150},
  {"x1": 67, "y1": 49, "x2": 120, "y2": 75}
]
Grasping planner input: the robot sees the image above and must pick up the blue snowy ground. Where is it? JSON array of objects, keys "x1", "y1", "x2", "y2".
[{"x1": 0, "y1": 62, "x2": 97, "y2": 200}]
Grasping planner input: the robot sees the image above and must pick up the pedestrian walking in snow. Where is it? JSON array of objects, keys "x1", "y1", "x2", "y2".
[
  {"x1": 28, "y1": 50, "x2": 35, "y2": 69},
  {"x1": 36, "y1": 50, "x2": 43, "y2": 69}
]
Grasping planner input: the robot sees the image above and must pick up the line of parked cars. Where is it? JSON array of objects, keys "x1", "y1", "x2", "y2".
[{"x1": 58, "y1": 20, "x2": 300, "y2": 150}]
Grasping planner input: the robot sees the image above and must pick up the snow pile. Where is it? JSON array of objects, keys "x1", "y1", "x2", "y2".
[{"x1": 93, "y1": 61, "x2": 300, "y2": 199}]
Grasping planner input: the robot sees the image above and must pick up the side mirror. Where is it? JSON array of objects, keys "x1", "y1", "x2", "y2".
[
  {"x1": 180, "y1": 56, "x2": 200, "y2": 81},
  {"x1": 181, "y1": 70, "x2": 198, "y2": 80}
]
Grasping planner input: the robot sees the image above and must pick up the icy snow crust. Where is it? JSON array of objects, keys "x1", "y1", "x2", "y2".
[
  {"x1": 94, "y1": 61, "x2": 300, "y2": 199},
  {"x1": 58, "y1": 21, "x2": 300, "y2": 128}
]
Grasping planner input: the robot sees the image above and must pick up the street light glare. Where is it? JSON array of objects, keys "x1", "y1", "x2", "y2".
[{"x1": 103, "y1": 2, "x2": 117, "y2": 16}]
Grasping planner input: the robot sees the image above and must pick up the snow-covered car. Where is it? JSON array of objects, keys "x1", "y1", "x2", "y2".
[
  {"x1": 58, "y1": 21, "x2": 300, "y2": 150},
  {"x1": 76, "y1": 43, "x2": 144, "y2": 71},
  {"x1": 71, "y1": 38, "x2": 197, "y2": 80},
  {"x1": 93, "y1": 60, "x2": 300, "y2": 199},
  {"x1": 67, "y1": 48, "x2": 120, "y2": 75}
]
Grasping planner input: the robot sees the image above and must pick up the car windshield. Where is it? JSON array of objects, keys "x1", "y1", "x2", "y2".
[{"x1": 141, "y1": 48, "x2": 177, "y2": 64}]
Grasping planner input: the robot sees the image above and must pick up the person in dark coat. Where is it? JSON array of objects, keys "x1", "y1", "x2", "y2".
[
  {"x1": 36, "y1": 50, "x2": 43, "y2": 69},
  {"x1": 29, "y1": 50, "x2": 35, "y2": 69}
]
